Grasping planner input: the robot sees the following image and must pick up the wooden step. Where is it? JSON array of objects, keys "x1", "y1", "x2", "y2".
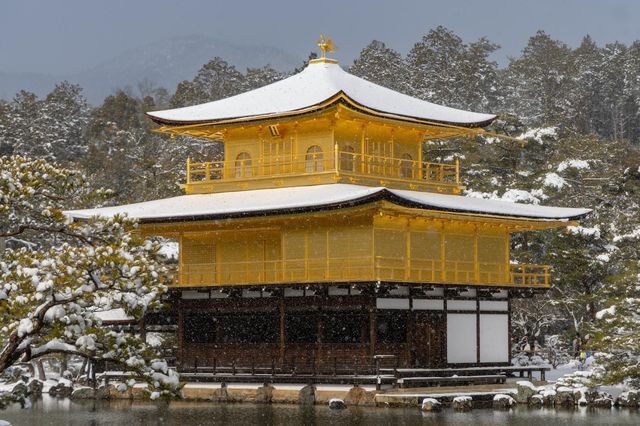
[{"x1": 397, "y1": 374, "x2": 506, "y2": 388}]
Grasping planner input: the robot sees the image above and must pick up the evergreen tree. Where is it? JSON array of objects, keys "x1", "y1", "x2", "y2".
[
  {"x1": 0, "y1": 156, "x2": 180, "y2": 399},
  {"x1": 350, "y1": 40, "x2": 410, "y2": 94},
  {"x1": 502, "y1": 31, "x2": 573, "y2": 126},
  {"x1": 567, "y1": 36, "x2": 606, "y2": 135},
  {"x1": 407, "y1": 26, "x2": 468, "y2": 107},
  {"x1": 171, "y1": 57, "x2": 245, "y2": 107},
  {"x1": 242, "y1": 66, "x2": 286, "y2": 91},
  {"x1": 407, "y1": 27, "x2": 500, "y2": 111}
]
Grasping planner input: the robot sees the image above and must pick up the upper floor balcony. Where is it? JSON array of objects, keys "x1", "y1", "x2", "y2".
[
  {"x1": 184, "y1": 144, "x2": 462, "y2": 194},
  {"x1": 175, "y1": 258, "x2": 550, "y2": 289}
]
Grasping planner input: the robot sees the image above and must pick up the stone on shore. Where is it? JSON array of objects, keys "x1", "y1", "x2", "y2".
[
  {"x1": 493, "y1": 394, "x2": 515, "y2": 410},
  {"x1": 540, "y1": 389, "x2": 556, "y2": 407},
  {"x1": 329, "y1": 398, "x2": 346, "y2": 410},
  {"x1": 27, "y1": 379, "x2": 43, "y2": 397},
  {"x1": 49, "y1": 382, "x2": 73, "y2": 398},
  {"x1": 615, "y1": 390, "x2": 640, "y2": 408},
  {"x1": 298, "y1": 385, "x2": 315, "y2": 405},
  {"x1": 528, "y1": 394, "x2": 543, "y2": 408},
  {"x1": 515, "y1": 381, "x2": 537, "y2": 404},
  {"x1": 255, "y1": 384, "x2": 274, "y2": 404},
  {"x1": 452, "y1": 396, "x2": 472, "y2": 412},
  {"x1": 554, "y1": 387, "x2": 575, "y2": 408},
  {"x1": 420, "y1": 398, "x2": 442, "y2": 412},
  {"x1": 70, "y1": 387, "x2": 95, "y2": 400},
  {"x1": 345, "y1": 386, "x2": 374, "y2": 406},
  {"x1": 593, "y1": 397, "x2": 613, "y2": 408}
]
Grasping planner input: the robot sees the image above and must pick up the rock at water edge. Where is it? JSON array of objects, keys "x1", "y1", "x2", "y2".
[
  {"x1": 554, "y1": 387, "x2": 575, "y2": 408},
  {"x1": 421, "y1": 398, "x2": 442, "y2": 412},
  {"x1": 329, "y1": 398, "x2": 346, "y2": 410},
  {"x1": 528, "y1": 394, "x2": 543, "y2": 408},
  {"x1": 452, "y1": 396, "x2": 473, "y2": 412},
  {"x1": 298, "y1": 385, "x2": 315, "y2": 405},
  {"x1": 70, "y1": 387, "x2": 95, "y2": 400},
  {"x1": 345, "y1": 386, "x2": 374, "y2": 406},
  {"x1": 493, "y1": 394, "x2": 515, "y2": 410},
  {"x1": 515, "y1": 381, "x2": 537, "y2": 404},
  {"x1": 255, "y1": 384, "x2": 275, "y2": 404}
]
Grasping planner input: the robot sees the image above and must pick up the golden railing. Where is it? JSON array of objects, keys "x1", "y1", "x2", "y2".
[
  {"x1": 510, "y1": 264, "x2": 550, "y2": 287},
  {"x1": 186, "y1": 147, "x2": 459, "y2": 186},
  {"x1": 176, "y1": 257, "x2": 550, "y2": 288}
]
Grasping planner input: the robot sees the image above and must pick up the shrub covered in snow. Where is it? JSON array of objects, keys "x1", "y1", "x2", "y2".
[{"x1": 0, "y1": 157, "x2": 180, "y2": 401}]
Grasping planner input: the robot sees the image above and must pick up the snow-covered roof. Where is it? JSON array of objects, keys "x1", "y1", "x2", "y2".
[
  {"x1": 66, "y1": 184, "x2": 590, "y2": 223},
  {"x1": 147, "y1": 61, "x2": 496, "y2": 127}
]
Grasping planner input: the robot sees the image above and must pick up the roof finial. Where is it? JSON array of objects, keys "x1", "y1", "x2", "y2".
[{"x1": 311, "y1": 35, "x2": 338, "y2": 64}]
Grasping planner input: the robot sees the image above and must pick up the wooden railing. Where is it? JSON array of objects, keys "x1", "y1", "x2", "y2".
[
  {"x1": 510, "y1": 264, "x2": 550, "y2": 287},
  {"x1": 176, "y1": 257, "x2": 550, "y2": 288},
  {"x1": 186, "y1": 146, "x2": 459, "y2": 187}
]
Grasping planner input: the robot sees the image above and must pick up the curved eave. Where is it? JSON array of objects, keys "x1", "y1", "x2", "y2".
[
  {"x1": 147, "y1": 91, "x2": 497, "y2": 131},
  {"x1": 93, "y1": 189, "x2": 589, "y2": 226}
]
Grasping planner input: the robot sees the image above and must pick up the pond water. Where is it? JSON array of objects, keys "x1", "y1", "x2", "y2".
[{"x1": 1, "y1": 397, "x2": 639, "y2": 425}]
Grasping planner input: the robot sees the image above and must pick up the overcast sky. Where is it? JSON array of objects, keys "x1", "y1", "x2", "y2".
[{"x1": 2, "y1": 0, "x2": 640, "y2": 74}]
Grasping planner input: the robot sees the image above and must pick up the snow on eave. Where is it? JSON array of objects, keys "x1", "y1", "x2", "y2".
[
  {"x1": 65, "y1": 184, "x2": 591, "y2": 225},
  {"x1": 146, "y1": 61, "x2": 496, "y2": 128},
  {"x1": 148, "y1": 91, "x2": 497, "y2": 130}
]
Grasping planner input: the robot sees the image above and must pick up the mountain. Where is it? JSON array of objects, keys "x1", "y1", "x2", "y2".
[{"x1": 0, "y1": 35, "x2": 300, "y2": 104}]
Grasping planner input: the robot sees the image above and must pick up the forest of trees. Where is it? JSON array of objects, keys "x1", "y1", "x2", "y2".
[{"x1": 1, "y1": 27, "x2": 639, "y2": 384}]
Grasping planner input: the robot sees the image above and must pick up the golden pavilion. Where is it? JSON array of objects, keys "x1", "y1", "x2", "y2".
[{"x1": 68, "y1": 38, "x2": 590, "y2": 378}]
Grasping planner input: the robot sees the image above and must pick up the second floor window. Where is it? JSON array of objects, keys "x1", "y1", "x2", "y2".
[
  {"x1": 339, "y1": 145, "x2": 355, "y2": 172},
  {"x1": 305, "y1": 145, "x2": 324, "y2": 173},
  {"x1": 235, "y1": 152, "x2": 253, "y2": 178},
  {"x1": 400, "y1": 153, "x2": 413, "y2": 179}
]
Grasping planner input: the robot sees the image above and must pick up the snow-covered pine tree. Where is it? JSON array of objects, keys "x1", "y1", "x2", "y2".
[
  {"x1": 0, "y1": 84, "x2": 89, "y2": 165},
  {"x1": 0, "y1": 156, "x2": 180, "y2": 399},
  {"x1": 349, "y1": 40, "x2": 410, "y2": 94},
  {"x1": 501, "y1": 31, "x2": 573, "y2": 126},
  {"x1": 407, "y1": 26, "x2": 468, "y2": 107},
  {"x1": 568, "y1": 36, "x2": 607, "y2": 136},
  {"x1": 171, "y1": 57, "x2": 245, "y2": 107},
  {"x1": 242, "y1": 66, "x2": 286, "y2": 91},
  {"x1": 591, "y1": 157, "x2": 640, "y2": 386}
]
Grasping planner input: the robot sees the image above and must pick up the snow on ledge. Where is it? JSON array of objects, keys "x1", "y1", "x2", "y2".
[{"x1": 65, "y1": 184, "x2": 591, "y2": 224}]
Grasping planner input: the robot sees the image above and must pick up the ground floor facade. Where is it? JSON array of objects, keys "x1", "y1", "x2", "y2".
[{"x1": 174, "y1": 284, "x2": 517, "y2": 374}]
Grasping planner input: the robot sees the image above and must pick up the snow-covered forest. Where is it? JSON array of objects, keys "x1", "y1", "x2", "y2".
[{"x1": 1, "y1": 26, "x2": 640, "y2": 387}]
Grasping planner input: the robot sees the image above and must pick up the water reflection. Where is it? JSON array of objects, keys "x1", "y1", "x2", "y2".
[{"x1": 0, "y1": 396, "x2": 638, "y2": 425}]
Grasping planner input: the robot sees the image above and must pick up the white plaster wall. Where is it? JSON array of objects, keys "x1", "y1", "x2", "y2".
[
  {"x1": 376, "y1": 298, "x2": 410, "y2": 310},
  {"x1": 412, "y1": 299, "x2": 444, "y2": 310},
  {"x1": 447, "y1": 300, "x2": 477, "y2": 311},
  {"x1": 479, "y1": 300, "x2": 508, "y2": 311},
  {"x1": 446, "y1": 313, "x2": 477, "y2": 363},
  {"x1": 479, "y1": 314, "x2": 509, "y2": 363}
]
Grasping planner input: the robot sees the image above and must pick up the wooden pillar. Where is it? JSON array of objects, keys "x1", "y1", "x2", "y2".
[
  {"x1": 405, "y1": 219, "x2": 411, "y2": 281},
  {"x1": 505, "y1": 230, "x2": 511, "y2": 283},
  {"x1": 279, "y1": 298, "x2": 285, "y2": 361},
  {"x1": 473, "y1": 225, "x2": 479, "y2": 284},
  {"x1": 177, "y1": 303, "x2": 184, "y2": 370},
  {"x1": 440, "y1": 222, "x2": 446, "y2": 282},
  {"x1": 508, "y1": 293, "x2": 512, "y2": 365},
  {"x1": 316, "y1": 307, "x2": 324, "y2": 371},
  {"x1": 408, "y1": 309, "x2": 415, "y2": 367},
  {"x1": 369, "y1": 304, "x2": 376, "y2": 357},
  {"x1": 476, "y1": 296, "x2": 481, "y2": 365}
]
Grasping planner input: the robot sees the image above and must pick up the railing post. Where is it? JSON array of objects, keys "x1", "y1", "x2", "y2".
[
  {"x1": 455, "y1": 158, "x2": 460, "y2": 184},
  {"x1": 186, "y1": 157, "x2": 191, "y2": 184}
]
